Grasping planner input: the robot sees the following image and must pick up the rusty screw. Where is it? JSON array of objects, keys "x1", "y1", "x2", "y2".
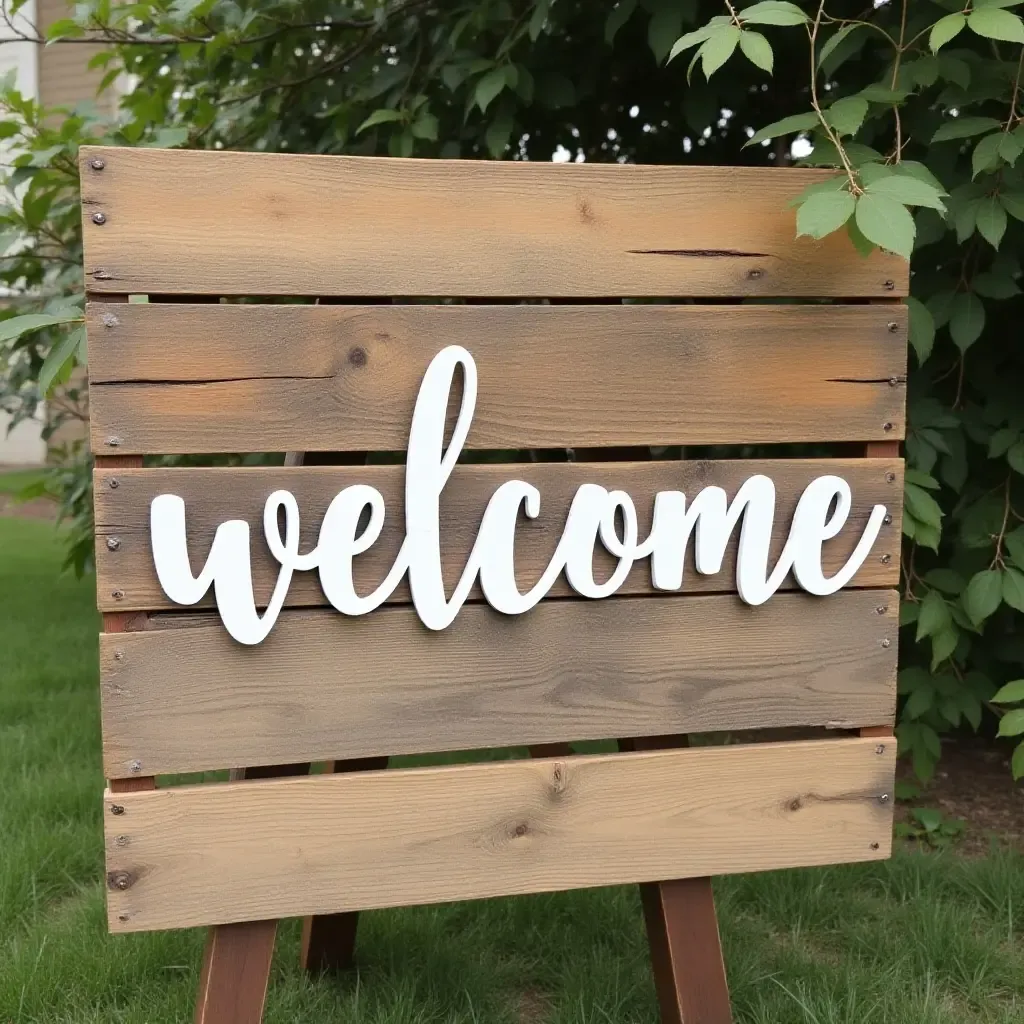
[
  {"x1": 107, "y1": 871, "x2": 132, "y2": 891},
  {"x1": 882, "y1": 421, "x2": 894, "y2": 432},
  {"x1": 92, "y1": 212, "x2": 107, "y2": 225},
  {"x1": 106, "y1": 536, "x2": 121, "y2": 551},
  {"x1": 870, "y1": 841, "x2": 880, "y2": 850},
  {"x1": 90, "y1": 157, "x2": 105, "y2": 171}
]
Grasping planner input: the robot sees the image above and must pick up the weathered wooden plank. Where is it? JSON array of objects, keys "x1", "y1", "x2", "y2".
[
  {"x1": 103, "y1": 737, "x2": 895, "y2": 933},
  {"x1": 87, "y1": 302, "x2": 907, "y2": 454},
  {"x1": 93, "y1": 458, "x2": 903, "y2": 612},
  {"x1": 80, "y1": 148, "x2": 907, "y2": 298},
  {"x1": 99, "y1": 589, "x2": 897, "y2": 778}
]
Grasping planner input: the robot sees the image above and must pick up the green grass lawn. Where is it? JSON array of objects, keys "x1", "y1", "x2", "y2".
[
  {"x1": 0, "y1": 467, "x2": 43, "y2": 496},
  {"x1": 1, "y1": 516, "x2": 1023, "y2": 1023}
]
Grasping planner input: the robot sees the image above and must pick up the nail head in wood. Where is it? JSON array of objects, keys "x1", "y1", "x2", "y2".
[
  {"x1": 870, "y1": 841, "x2": 880, "y2": 850},
  {"x1": 114, "y1": 650, "x2": 125, "y2": 661},
  {"x1": 878, "y1": 792, "x2": 890, "y2": 804},
  {"x1": 109, "y1": 477, "x2": 120, "y2": 488},
  {"x1": 876, "y1": 605, "x2": 888, "y2": 615},
  {"x1": 880, "y1": 553, "x2": 892, "y2": 564},
  {"x1": 883, "y1": 513, "x2": 893, "y2": 524},
  {"x1": 875, "y1": 744, "x2": 885, "y2": 754},
  {"x1": 887, "y1": 321, "x2": 899, "y2": 333},
  {"x1": 885, "y1": 471, "x2": 896, "y2": 483},
  {"x1": 107, "y1": 536, "x2": 121, "y2": 551},
  {"x1": 882, "y1": 421, "x2": 894, "y2": 432},
  {"x1": 881, "y1": 638, "x2": 891, "y2": 648},
  {"x1": 107, "y1": 871, "x2": 132, "y2": 891},
  {"x1": 747, "y1": 268, "x2": 764, "y2": 280},
  {"x1": 106, "y1": 436, "x2": 122, "y2": 448},
  {"x1": 888, "y1": 377, "x2": 899, "y2": 387},
  {"x1": 92, "y1": 212, "x2": 107, "y2": 225},
  {"x1": 110, "y1": 804, "x2": 125, "y2": 815},
  {"x1": 129, "y1": 760, "x2": 142, "y2": 773},
  {"x1": 884, "y1": 279, "x2": 895, "y2": 290},
  {"x1": 102, "y1": 313, "x2": 120, "y2": 328},
  {"x1": 90, "y1": 157, "x2": 105, "y2": 170},
  {"x1": 112, "y1": 590, "x2": 125, "y2": 601}
]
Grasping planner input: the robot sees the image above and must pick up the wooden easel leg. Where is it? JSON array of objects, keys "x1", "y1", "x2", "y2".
[
  {"x1": 194, "y1": 920, "x2": 278, "y2": 1024},
  {"x1": 620, "y1": 736, "x2": 732, "y2": 1024},
  {"x1": 192, "y1": 763, "x2": 309, "y2": 1022},
  {"x1": 640, "y1": 878, "x2": 732, "y2": 1024},
  {"x1": 300, "y1": 755, "x2": 389, "y2": 973}
]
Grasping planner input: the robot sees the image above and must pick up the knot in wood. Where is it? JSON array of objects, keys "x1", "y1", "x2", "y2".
[{"x1": 348, "y1": 346, "x2": 368, "y2": 368}]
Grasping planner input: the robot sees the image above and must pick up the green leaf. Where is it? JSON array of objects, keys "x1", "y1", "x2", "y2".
[
  {"x1": 38, "y1": 326, "x2": 82, "y2": 398},
  {"x1": 739, "y1": 1, "x2": 808, "y2": 26},
  {"x1": 989, "y1": 427, "x2": 1019, "y2": 457},
  {"x1": 410, "y1": 113, "x2": 438, "y2": 141},
  {"x1": 930, "y1": 12, "x2": 967, "y2": 52},
  {"x1": 699, "y1": 25, "x2": 741, "y2": 79},
  {"x1": 976, "y1": 196, "x2": 1008, "y2": 247},
  {"x1": 993, "y1": 679, "x2": 1024, "y2": 704},
  {"x1": 817, "y1": 24, "x2": 862, "y2": 70},
  {"x1": 973, "y1": 133, "x2": 1004, "y2": 177},
  {"x1": 932, "y1": 116, "x2": 1001, "y2": 142},
  {"x1": 924, "y1": 568, "x2": 965, "y2": 595},
  {"x1": 528, "y1": 0, "x2": 551, "y2": 41},
  {"x1": 905, "y1": 684, "x2": 935, "y2": 719},
  {"x1": 1000, "y1": 131, "x2": 1024, "y2": 165},
  {"x1": 864, "y1": 173, "x2": 946, "y2": 211},
  {"x1": 605, "y1": 0, "x2": 637, "y2": 44},
  {"x1": 1006, "y1": 527, "x2": 1024, "y2": 567},
  {"x1": 475, "y1": 67, "x2": 510, "y2": 113},
  {"x1": 931, "y1": 625, "x2": 959, "y2": 667},
  {"x1": 46, "y1": 18, "x2": 84, "y2": 40},
  {"x1": 964, "y1": 568, "x2": 1004, "y2": 624},
  {"x1": 1010, "y1": 441, "x2": 1024, "y2": 475},
  {"x1": 907, "y1": 297, "x2": 935, "y2": 363},
  {"x1": 905, "y1": 482, "x2": 945, "y2": 531},
  {"x1": 949, "y1": 292, "x2": 986, "y2": 351},
  {"x1": 917, "y1": 590, "x2": 952, "y2": 641},
  {"x1": 967, "y1": 7, "x2": 1024, "y2": 42},
  {"x1": 997, "y1": 708, "x2": 1024, "y2": 737},
  {"x1": 484, "y1": 107, "x2": 513, "y2": 158},
  {"x1": 649, "y1": 5, "x2": 684, "y2": 64},
  {"x1": 826, "y1": 96, "x2": 868, "y2": 137},
  {"x1": 795, "y1": 189, "x2": 855, "y2": 239},
  {"x1": 356, "y1": 108, "x2": 404, "y2": 134},
  {"x1": 739, "y1": 30, "x2": 773, "y2": 73},
  {"x1": 744, "y1": 110, "x2": 819, "y2": 146},
  {"x1": 1003, "y1": 567, "x2": 1024, "y2": 611},
  {"x1": 0, "y1": 311, "x2": 82, "y2": 345},
  {"x1": 854, "y1": 193, "x2": 915, "y2": 259},
  {"x1": 668, "y1": 26, "x2": 712, "y2": 62},
  {"x1": 1001, "y1": 191, "x2": 1024, "y2": 222},
  {"x1": 1013, "y1": 741, "x2": 1024, "y2": 780},
  {"x1": 859, "y1": 83, "x2": 909, "y2": 103}
]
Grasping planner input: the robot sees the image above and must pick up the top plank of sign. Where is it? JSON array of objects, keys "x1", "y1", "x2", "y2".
[{"x1": 80, "y1": 148, "x2": 907, "y2": 298}]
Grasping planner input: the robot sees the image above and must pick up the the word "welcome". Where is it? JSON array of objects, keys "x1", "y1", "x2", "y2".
[{"x1": 150, "y1": 346, "x2": 889, "y2": 645}]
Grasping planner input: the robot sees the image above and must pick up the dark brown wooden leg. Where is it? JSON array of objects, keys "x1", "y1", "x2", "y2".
[
  {"x1": 300, "y1": 755, "x2": 389, "y2": 973},
  {"x1": 621, "y1": 735, "x2": 732, "y2": 1024},
  {"x1": 194, "y1": 920, "x2": 278, "y2": 1024},
  {"x1": 192, "y1": 763, "x2": 310, "y2": 1022}
]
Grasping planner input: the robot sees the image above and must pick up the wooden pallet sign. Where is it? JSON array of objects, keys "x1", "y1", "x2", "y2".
[{"x1": 81, "y1": 146, "x2": 907, "y2": 1024}]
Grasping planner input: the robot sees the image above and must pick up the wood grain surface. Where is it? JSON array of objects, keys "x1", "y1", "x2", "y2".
[
  {"x1": 87, "y1": 302, "x2": 907, "y2": 454},
  {"x1": 99, "y1": 589, "x2": 898, "y2": 777},
  {"x1": 93, "y1": 458, "x2": 903, "y2": 612},
  {"x1": 79, "y1": 148, "x2": 908, "y2": 298},
  {"x1": 103, "y1": 737, "x2": 895, "y2": 933}
]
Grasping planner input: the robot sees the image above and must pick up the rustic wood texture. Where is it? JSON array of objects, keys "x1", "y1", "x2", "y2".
[
  {"x1": 92, "y1": 458, "x2": 903, "y2": 613},
  {"x1": 86, "y1": 302, "x2": 907, "y2": 454},
  {"x1": 98, "y1": 588, "x2": 897, "y2": 778},
  {"x1": 103, "y1": 737, "x2": 894, "y2": 933},
  {"x1": 79, "y1": 148, "x2": 907, "y2": 298},
  {"x1": 193, "y1": 921, "x2": 276, "y2": 1024}
]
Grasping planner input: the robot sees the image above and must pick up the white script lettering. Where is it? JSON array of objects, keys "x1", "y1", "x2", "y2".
[{"x1": 150, "y1": 345, "x2": 888, "y2": 645}]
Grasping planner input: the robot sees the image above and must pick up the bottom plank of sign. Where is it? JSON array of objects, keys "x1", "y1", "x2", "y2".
[{"x1": 104, "y1": 737, "x2": 895, "y2": 934}]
